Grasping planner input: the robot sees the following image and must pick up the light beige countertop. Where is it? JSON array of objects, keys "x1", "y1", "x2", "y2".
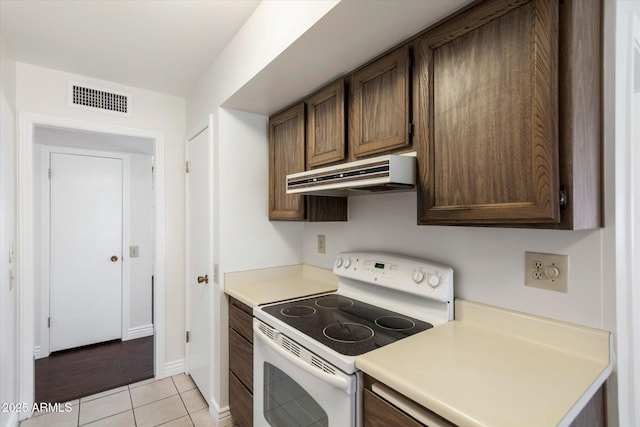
[
  {"x1": 224, "y1": 264, "x2": 337, "y2": 307},
  {"x1": 356, "y1": 299, "x2": 612, "y2": 427}
]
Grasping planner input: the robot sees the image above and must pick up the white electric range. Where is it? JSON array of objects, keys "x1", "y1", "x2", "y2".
[{"x1": 252, "y1": 251, "x2": 454, "y2": 427}]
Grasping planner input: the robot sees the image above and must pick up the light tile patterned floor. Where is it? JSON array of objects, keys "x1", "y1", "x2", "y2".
[{"x1": 20, "y1": 374, "x2": 215, "y2": 427}]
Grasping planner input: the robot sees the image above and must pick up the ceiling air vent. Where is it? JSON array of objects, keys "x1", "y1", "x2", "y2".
[{"x1": 68, "y1": 81, "x2": 131, "y2": 116}]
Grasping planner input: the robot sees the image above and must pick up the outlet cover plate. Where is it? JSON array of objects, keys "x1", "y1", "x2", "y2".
[
  {"x1": 317, "y1": 235, "x2": 326, "y2": 254},
  {"x1": 525, "y1": 252, "x2": 568, "y2": 293}
]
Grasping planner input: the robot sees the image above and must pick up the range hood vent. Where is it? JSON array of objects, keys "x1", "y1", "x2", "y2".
[{"x1": 287, "y1": 154, "x2": 416, "y2": 197}]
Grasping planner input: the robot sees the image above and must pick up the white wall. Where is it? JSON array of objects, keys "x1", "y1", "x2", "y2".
[
  {"x1": 218, "y1": 109, "x2": 303, "y2": 273},
  {"x1": 15, "y1": 62, "x2": 186, "y2": 367},
  {"x1": 186, "y1": 2, "x2": 338, "y2": 419},
  {"x1": 303, "y1": 194, "x2": 607, "y2": 328},
  {"x1": 187, "y1": 0, "x2": 339, "y2": 128},
  {"x1": 128, "y1": 153, "x2": 154, "y2": 334},
  {"x1": 0, "y1": 35, "x2": 19, "y2": 427},
  {"x1": 612, "y1": 1, "x2": 640, "y2": 425}
]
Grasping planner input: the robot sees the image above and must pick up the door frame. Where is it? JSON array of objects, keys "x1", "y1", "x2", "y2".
[
  {"x1": 612, "y1": 4, "x2": 640, "y2": 425},
  {"x1": 38, "y1": 146, "x2": 133, "y2": 357},
  {"x1": 184, "y1": 114, "x2": 214, "y2": 403},
  {"x1": 17, "y1": 112, "x2": 166, "y2": 419}
]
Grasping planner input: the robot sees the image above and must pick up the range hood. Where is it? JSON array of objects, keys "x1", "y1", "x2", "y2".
[{"x1": 286, "y1": 154, "x2": 416, "y2": 197}]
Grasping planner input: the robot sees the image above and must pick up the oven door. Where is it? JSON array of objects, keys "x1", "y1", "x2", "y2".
[{"x1": 253, "y1": 319, "x2": 360, "y2": 427}]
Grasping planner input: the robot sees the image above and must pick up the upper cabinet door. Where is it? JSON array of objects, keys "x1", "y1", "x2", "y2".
[
  {"x1": 306, "y1": 79, "x2": 346, "y2": 168},
  {"x1": 349, "y1": 45, "x2": 411, "y2": 159},
  {"x1": 269, "y1": 103, "x2": 305, "y2": 220},
  {"x1": 416, "y1": 0, "x2": 560, "y2": 224}
]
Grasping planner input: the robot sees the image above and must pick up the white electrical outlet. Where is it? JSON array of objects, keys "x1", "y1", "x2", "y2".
[
  {"x1": 317, "y1": 235, "x2": 326, "y2": 254},
  {"x1": 525, "y1": 252, "x2": 568, "y2": 292}
]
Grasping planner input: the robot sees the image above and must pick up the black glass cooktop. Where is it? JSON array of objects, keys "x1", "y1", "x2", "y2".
[{"x1": 261, "y1": 294, "x2": 433, "y2": 356}]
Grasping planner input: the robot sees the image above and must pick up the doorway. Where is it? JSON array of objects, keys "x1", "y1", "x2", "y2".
[
  {"x1": 17, "y1": 114, "x2": 167, "y2": 418},
  {"x1": 185, "y1": 116, "x2": 214, "y2": 403},
  {"x1": 33, "y1": 140, "x2": 156, "y2": 403}
]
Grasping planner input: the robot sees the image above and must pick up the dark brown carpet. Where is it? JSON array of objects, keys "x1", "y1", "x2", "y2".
[{"x1": 35, "y1": 336, "x2": 154, "y2": 403}]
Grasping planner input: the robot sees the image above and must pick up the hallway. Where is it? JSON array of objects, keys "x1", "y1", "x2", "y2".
[{"x1": 35, "y1": 337, "x2": 153, "y2": 404}]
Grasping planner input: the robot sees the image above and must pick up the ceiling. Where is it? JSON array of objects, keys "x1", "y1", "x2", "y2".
[
  {"x1": 0, "y1": 0, "x2": 261, "y2": 97},
  {"x1": 1, "y1": 0, "x2": 471, "y2": 112},
  {"x1": 223, "y1": 0, "x2": 471, "y2": 115},
  {"x1": 34, "y1": 126, "x2": 155, "y2": 155}
]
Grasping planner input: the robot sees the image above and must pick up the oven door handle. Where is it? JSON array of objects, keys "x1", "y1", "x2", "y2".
[{"x1": 253, "y1": 323, "x2": 354, "y2": 394}]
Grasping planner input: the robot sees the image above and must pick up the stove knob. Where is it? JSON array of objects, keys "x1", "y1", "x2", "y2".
[
  {"x1": 335, "y1": 257, "x2": 343, "y2": 268},
  {"x1": 428, "y1": 273, "x2": 442, "y2": 289},
  {"x1": 412, "y1": 270, "x2": 425, "y2": 284},
  {"x1": 343, "y1": 257, "x2": 352, "y2": 268}
]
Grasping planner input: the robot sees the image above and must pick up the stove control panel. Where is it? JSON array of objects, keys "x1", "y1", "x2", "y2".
[{"x1": 333, "y1": 251, "x2": 453, "y2": 302}]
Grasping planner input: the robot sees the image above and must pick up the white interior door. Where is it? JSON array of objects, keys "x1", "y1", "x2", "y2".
[
  {"x1": 49, "y1": 152, "x2": 123, "y2": 352},
  {"x1": 186, "y1": 123, "x2": 212, "y2": 400}
]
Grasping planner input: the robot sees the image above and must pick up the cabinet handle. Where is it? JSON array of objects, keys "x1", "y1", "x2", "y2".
[
  {"x1": 110, "y1": 256, "x2": 118, "y2": 262},
  {"x1": 197, "y1": 275, "x2": 209, "y2": 284}
]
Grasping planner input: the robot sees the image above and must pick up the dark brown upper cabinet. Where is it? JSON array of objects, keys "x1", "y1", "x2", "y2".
[
  {"x1": 415, "y1": 0, "x2": 602, "y2": 228},
  {"x1": 349, "y1": 45, "x2": 412, "y2": 159},
  {"x1": 306, "y1": 79, "x2": 346, "y2": 168},
  {"x1": 269, "y1": 103, "x2": 348, "y2": 222},
  {"x1": 269, "y1": 103, "x2": 306, "y2": 221}
]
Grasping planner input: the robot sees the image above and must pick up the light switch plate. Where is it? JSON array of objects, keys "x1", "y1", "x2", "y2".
[
  {"x1": 129, "y1": 245, "x2": 140, "y2": 258},
  {"x1": 525, "y1": 252, "x2": 568, "y2": 292}
]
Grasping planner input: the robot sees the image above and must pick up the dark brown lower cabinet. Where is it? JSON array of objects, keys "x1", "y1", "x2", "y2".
[
  {"x1": 364, "y1": 375, "x2": 606, "y2": 427},
  {"x1": 568, "y1": 386, "x2": 606, "y2": 427},
  {"x1": 229, "y1": 329, "x2": 253, "y2": 393},
  {"x1": 228, "y1": 298, "x2": 254, "y2": 427},
  {"x1": 364, "y1": 389, "x2": 424, "y2": 427},
  {"x1": 229, "y1": 372, "x2": 253, "y2": 427}
]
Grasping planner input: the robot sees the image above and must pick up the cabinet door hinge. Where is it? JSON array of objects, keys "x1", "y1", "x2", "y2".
[
  {"x1": 186, "y1": 331, "x2": 190, "y2": 343},
  {"x1": 408, "y1": 122, "x2": 414, "y2": 136},
  {"x1": 185, "y1": 161, "x2": 190, "y2": 174},
  {"x1": 48, "y1": 168, "x2": 52, "y2": 179},
  {"x1": 47, "y1": 317, "x2": 50, "y2": 328},
  {"x1": 559, "y1": 187, "x2": 568, "y2": 209}
]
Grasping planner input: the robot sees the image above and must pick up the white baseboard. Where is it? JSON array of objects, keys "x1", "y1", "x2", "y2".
[
  {"x1": 34, "y1": 324, "x2": 153, "y2": 358},
  {"x1": 33, "y1": 345, "x2": 43, "y2": 359},
  {"x1": 209, "y1": 400, "x2": 233, "y2": 427},
  {"x1": 164, "y1": 359, "x2": 185, "y2": 377},
  {"x1": 124, "y1": 324, "x2": 154, "y2": 341}
]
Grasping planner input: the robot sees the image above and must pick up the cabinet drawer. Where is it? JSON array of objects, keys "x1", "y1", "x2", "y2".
[
  {"x1": 229, "y1": 328, "x2": 253, "y2": 392},
  {"x1": 364, "y1": 389, "x2": 424, "y2": 427},
  {"x1": 229, "y1": 300, "x2": 253, "y2": 343},
  {"x1": 229, "y1": 371, "x2": 253, "y2": 427}
]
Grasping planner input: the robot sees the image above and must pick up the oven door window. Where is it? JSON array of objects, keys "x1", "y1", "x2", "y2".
[{"x1": 263, "y1": 362, "x2": 328, "y2": 427}]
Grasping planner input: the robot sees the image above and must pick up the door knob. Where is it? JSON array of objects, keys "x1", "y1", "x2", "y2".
[
  {"x1": 110, "y1": 256, "x2": 119, "y2": 262},
  {"x1": 197, "y1": 275, "x2": 209, "y2": 284}
]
